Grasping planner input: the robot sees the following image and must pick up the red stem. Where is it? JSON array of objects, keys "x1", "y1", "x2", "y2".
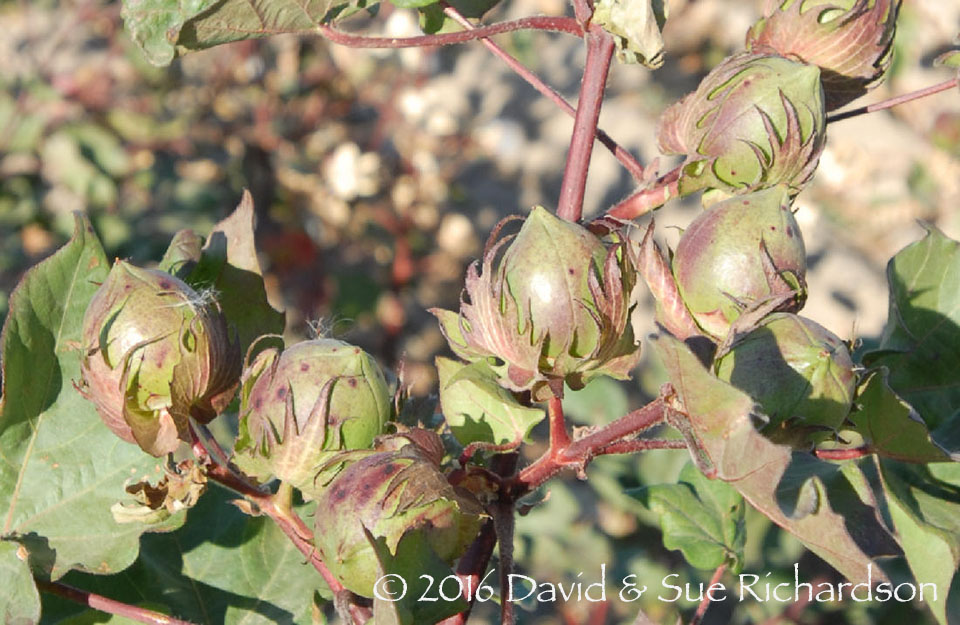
[
  {"x1": 317, "y1": 16, "x2": 582, "y2": 48},
  {"x1": 689, "y1": 563, "x2": 727, "y2": 625},
  {"x1": 557, "y1": 25, "x2": 616, "y2": 222},
  {"x1": 607, "y1": 164, "x2": 682, "y2": 220},
  {"x1": 440, "y1": 4, "x2": 645, "y2": 181},
  {"x1": 512, "y1": 394, "x2": 671, "y2": 492},
  {"x1": 548, "y1": 395, "x2": 572, "y2": 450},
  {"x1": 36, "y1": 580, "x2": 195, "y2": 625},
  {"x1": 827, "y1": 77, "x2": 959, "y2": 123},
  {"x1": 188, "y1": 428, "x2": 369, "y2": 624},
  {"x1": 596, "y1": 438, "x2": 688, "y2": 456},
  {"x1": 814, "y1": 447, "x2": 873, "y2": 461}
]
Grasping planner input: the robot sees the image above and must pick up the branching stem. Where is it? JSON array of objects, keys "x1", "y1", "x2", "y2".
[
  {"x1": 607, "y1": 164, "x2": 682, "y2": 220},
  {"x1": 440, "y1": 3, "x2": 645, "y2": 181},
  {"x1": 511, "y1": 389, "x2": 675, "y2": 493},
  {"x1": 827, "y1": 77, "x2": 959, "y2": 123},
  {"x1": 36, "y1": 580, "x2": 195, "y2": 625}
]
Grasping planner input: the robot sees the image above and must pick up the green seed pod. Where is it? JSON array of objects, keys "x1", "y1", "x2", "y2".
[
  {"x1": 312, "y1": 434, "x2": 485, "y2": 597},
  {"x1": 233, "y1": 338, "x2": 392, "y2": 493},
  {"x1": 78, "y1": 261, "x2": 240, "y2": 456},
  {"x1": 672, "y1": 186, "x2": 807, "y2": 339},
  {"x1": 715, "y1": 313, "x2": 856, "y2": 443},
  {"x1": 746, "y1": 0, "x2": 901, "y2": 111},
  {"x1": 658, "y1": 51, "x2": 826, "y2": 198},
  {"x1": 431, "y1": 207, "x2": 641, "y2": 400}
]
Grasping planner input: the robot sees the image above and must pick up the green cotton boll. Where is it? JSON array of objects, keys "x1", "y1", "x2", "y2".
[
  {"x1": 672, "y1": 186, "x2": 807, "y2": 339},
  {"x1": 747, "y1": 0, "x2": 902, "y2": 111},
  {"x1": 312, "y1": 437, "x2": 486, "y2": 597},
  {"x1": 715, "y1": 313, "x2": 857, "y2": 445},
  {"x1": 657, "y1": 52, "x2": 826, "y2": 198},
  {"x1": 233, "y1": 338, "x2": 392, "y2": 494},
  {"x1": 78, "y1": 260, "x2": 240, "y2": 457},
  {"x1": 430, "y1": 207, "x2": 642, "y2": 400}
]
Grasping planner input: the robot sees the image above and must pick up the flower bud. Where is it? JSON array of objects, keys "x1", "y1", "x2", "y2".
[
  {"x1": 746, "y1": 0, "x2": 901, "y2": 111},
  {"x1": 78, "y1": 261, "x2": 240, "y2": 456},
  {"x1": 672, "y1": 186, "x2": 807, "y2": 339},
  {"x1": 715, "y1": 313, "x2": 856, "y2": 443},
  {"x1": 431, "y1": 207, "x2": 641, "y2": 399},
  {"x1": 658, "y1": 52, "x2": 826, "y2": 197},
  {"x1": 233, "y1": 338, "x2": 392, "y2": 493},
  {"x1": 312, "y1": 435, "x2": 485, "y2": 597}
]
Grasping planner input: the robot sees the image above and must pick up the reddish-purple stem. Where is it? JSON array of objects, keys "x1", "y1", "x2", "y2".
[
  {"x1": 827, "y1": 77, "x2": 959, "y2": 123},
  {"x1": 815, "y1": 447, "x2": 874, "y2": 461},
  {"x1": 512, "y1": 393, "x2": 672, "y2": 492},
  {"x1": 597, "y1": 438, "x2": 688, "y2": 456},
  {"x1": 440, "y1": 3, "x2": 645, "y2": 181},
  {"x1": 548, "y1": 395, "x2": 572, "y2": 449},
  {"x1": 608, "y1": 164, "x2": 682, "y2": 220},
  {"x1": 317, "y1": 17, "x2": 582, "y2": 49},
  {"x1": 557, "y1": 25, "x2": 616, "y2": 222},
  {"x1": 689, "y1": 563, "x2": 727, "y2": 625},
  {"x1": 36, "y1": 580, "x2": 195, "y2": 625}
]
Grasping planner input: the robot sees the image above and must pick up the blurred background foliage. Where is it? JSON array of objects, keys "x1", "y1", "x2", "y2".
[{"x1": 1, "y1": 0, "x2": 959, "y2": 623}]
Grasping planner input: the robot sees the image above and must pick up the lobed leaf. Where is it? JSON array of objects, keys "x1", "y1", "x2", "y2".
[
  {"x1": 631, "y1": 462, "x2": 746, "y2": 573},
  {"x1": 436, "y1": 357, "x2": 544, "y2": 446},
  {"x1": 0, "y1": 214, "x2": 182, "y2": 580}
]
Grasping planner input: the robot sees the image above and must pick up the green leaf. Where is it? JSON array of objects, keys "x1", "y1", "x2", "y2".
[
  {"x1": 844, "y1": 369, "x2": 954, "y2": 462},
  {"x1": 0, "y1": 540, "x2": 40, "y2": 625},
  {"x1": 120, "y1": 0, "x2": 221, "y2": 66},
  {"x1": 651, "y1": 332, "x2": 900, "y2": 585},
  {"x1": 632, "y1": 462, "x2": 745, "y2": 572},
  {"x1": 592, "y1": 0, "x2": 667, "y2": 68},
  {"x1": 368, "y1": 530, "x2": 466, "y2": 625},
  {"x1": 45, "y1": 485, "x2": 330, "y2": 624},
  {"x1": 186, "y1": 191, "x2": 285, "y2": 358},
  {"x1": 865, "y1": 227, "x2": 960, "y2": 434},
  {"x1": 879, "y1": 461, "x2": 960, "y2": 625},
  {"x1": 436, "y1": 357, "x2": 544, "y2": 446},
  {"x1": 0, "y1": 214, "x2": 182, "y2": 579}
]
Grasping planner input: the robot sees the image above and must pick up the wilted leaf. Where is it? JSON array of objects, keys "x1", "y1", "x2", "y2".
[
  {"x1": 879, "y1": 461, "x2": 960, "y2": 625},
  {"x1": 652, "y1": 332, "x2": 900, "y2": 584},
  {"x1": 592, "y1": 0, "x2": 667, "y2": 68},
  {"x1": 186, "y1": 191, "x2": 285, "y2": 358},
  {"x1": 865, "y1": 227, "x2": 960, "y2": 437},
  {"x1": 436, "y1": 357, "x2": 544, "y2": 446},
  {"x1": 0, "y1": 540, "x2": 40, "y2": 625},
  {"x1": 632, "y1": 462, "x2": 746, "y2": 572},
  {"x1": 0, "y1": 214, "x2": 182, "y2": 579}
]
